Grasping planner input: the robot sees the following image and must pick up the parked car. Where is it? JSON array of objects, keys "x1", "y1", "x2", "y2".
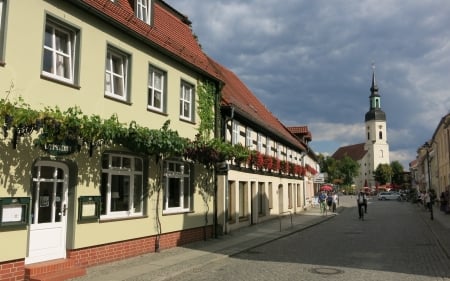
[{"x1": 377, "y1": 192, "x2": 401, "y2": 200}]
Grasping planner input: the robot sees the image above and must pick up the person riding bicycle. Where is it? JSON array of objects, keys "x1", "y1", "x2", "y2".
[{"x1": 357, "y1": 189, "x2": 367, "y2": 219}]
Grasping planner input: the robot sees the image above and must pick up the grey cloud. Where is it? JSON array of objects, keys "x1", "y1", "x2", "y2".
[{"x1": 167, "y1": 0, "x2": 450, "y2": 168}]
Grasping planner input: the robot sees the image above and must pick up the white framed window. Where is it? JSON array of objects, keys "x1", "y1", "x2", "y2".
[
  {"x1": 257, "y1": 133, "x2": 262, "y2": 152},
  {"x1": 232, "y1": 121, "x2": 240, "y2": 145},
  {"x1": 148, "y1": 65, "x2": 165, "y2": 112},
  {"x1": 246, "y1": 127, "x2": 252, "y2": 149},
  {"x1": 266, "y1": 137, "x2": 271, "y2": 155},
  {"x1": 179, "y1": 81, "x2": 194, "y2": 122},
  {"x1": 42, "y1": 17, "x2": 78, "y2": 84},
  {"x1": 105, "y1": 46, "x2": 129, "y2": 101},
  {"x1": 100, "y1": 153, "x2": 144, "y2": 219},
  {"x1": 277, "y1": 143, "x2": 281, "y2": 159},
  {"x1": 163, "y1": 160, "x2": 191, "y2": 214},
  {"x1": 135, "y1": 0, "x2": 152, "y2": 24}
]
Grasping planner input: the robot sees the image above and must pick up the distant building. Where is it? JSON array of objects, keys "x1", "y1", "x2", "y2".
[{"x1": 332, "y1": 67, "x2": 390, "y2": 188}]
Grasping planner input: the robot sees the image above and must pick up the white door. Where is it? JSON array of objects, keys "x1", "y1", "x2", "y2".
[{"x1": 26, "y1": 161, "x2": 68, "y2": 264}]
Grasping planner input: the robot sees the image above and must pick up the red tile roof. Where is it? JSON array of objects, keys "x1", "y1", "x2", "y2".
[
  {"x1": 70, "y1": 0, "x2": 221, "y2": 80},
  {"x1": 210, "y1": 59, "x2": 306, "y2": 151},
  {"x1": 332, "y1": 143, "x2": 366, "y2": 161},
  {"x1": 287, "y1": 126, "x2": 312, "y2": 141}
]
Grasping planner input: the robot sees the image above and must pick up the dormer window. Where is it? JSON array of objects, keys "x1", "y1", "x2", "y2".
[{"x1": 135, "y1": 0, "x2": 152, "y2": 25}]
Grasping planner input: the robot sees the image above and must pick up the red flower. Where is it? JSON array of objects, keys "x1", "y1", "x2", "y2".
[{"x1": 263, "y1": 154, "x2": 273, "y2": 170}]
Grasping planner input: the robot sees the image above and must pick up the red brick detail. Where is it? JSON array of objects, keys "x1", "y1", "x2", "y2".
[
  {"x1": 69, "y1": 226, "x2": 212, "y2": 268},
  {"x1": 1, "y1": 226, "x2": 212, "y2": 281},
  {"x1": 0, "y1": 259, "x2": 24, "y2": 281}
]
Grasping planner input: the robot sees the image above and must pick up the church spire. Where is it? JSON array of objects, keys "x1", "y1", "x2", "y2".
[
  {"x1": 365, "y1": 63, "x2": 386, "y2": 121},
  {"x1": 370, "y1": 63, "x2": 378, "y2": 95}
]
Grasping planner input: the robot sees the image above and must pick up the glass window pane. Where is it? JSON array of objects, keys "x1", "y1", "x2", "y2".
[
  {"x1": 113, "y1": 76, "x2": 124, "y2": 96},
  {"x1": 135, "y1": 158, "x2": 143, "y2": 171},
  {"x1": 111, "y1": 156, "x2": 121, "y2": 168},
  {"x1": 38, "y1": 182, "x2": 53, "y2": 223},
  {"x1": 168, "y1": 178, "x2": 180, "y2": 207},
  {"x1": 154, "y1": 91, "x2": 161, "y2": 108},
  {"x1": 56, "y1": 168, "x2": 64, "y2": 179},
  {"x1": 54, "y1": 29, "x2": 69, "y2": 53},
  {"x1": 54, "y1": 182, "x2": 63, "y2": 222},
  {"x1": 43, "y1": 49, "x2": 53, "y2": 73},
  {"x1": 183, "y1": 179, "x2": 189, "y2": 209},
  {"x1": 122, "y1": 157, "x2": 131, "y2": 169},
  {"x1": 44, "y1": 26, "x2": 53, "y2": 47},
  {"x1": 111, "y1": 175, "x2": 130, "y2": 212},
  {"x1": 134, "y1": 175, "x2": 143, "y2": 212},
  {"x1": 111, "y1": 55, "x2": 122, "y2": 74},
  {"x1": 154, "y1": 73, "x2": 162, "y2": 89},
  {"x1": 101, "y1": 173, "x2": 108, "y2": 215},
  {"x1": 40, "y1": 166, "x2": 54, "y2": 179},
  {"x1": 105, "y1": 73, "x2": 112, "y2": 93}
]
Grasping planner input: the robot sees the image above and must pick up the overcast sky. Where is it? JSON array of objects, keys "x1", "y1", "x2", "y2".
[{"x1": 165, "y1": 0, "x2": 450, "y2": 169}]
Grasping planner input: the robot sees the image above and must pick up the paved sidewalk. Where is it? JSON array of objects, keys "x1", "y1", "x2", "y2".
[
  {"x1": 71, "y1": 197, "x2": 354, "y2": 281},
  {"x1": 71, "y1": 196, "x2": 450, "y2": 281}
]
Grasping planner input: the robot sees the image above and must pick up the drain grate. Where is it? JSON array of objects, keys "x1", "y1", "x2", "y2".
[{"x1": 309, "y1": 267, "x2": 344, "y2": 275}]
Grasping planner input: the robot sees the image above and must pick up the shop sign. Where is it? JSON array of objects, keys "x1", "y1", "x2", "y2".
[{"x1": 41, "y1": 139, "x2": 78, "y2": 156}]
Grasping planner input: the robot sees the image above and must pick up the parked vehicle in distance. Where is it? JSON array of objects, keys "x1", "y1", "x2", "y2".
[{"x1": 377, "y1": 192, "x2": 401, "y2": 200}]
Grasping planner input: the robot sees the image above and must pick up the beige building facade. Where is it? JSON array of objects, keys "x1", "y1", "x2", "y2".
[{"x1": 0, "y1": 1, "x2": 319, "y2": 280}]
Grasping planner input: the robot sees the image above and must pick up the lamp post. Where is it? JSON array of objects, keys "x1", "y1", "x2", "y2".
[{"x1": 425, "y1": 141, "x2": 433, "y2": 220}]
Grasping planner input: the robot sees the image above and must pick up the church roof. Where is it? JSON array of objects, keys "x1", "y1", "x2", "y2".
[
  {"x1": 332, "y1": 143, "x2": 366, "y2": 161},
  {"x1": 365, "y1": 109, "x2": 386, "y2": 122}
]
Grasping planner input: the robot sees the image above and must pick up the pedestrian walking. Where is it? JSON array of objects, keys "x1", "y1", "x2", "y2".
[
  {"x1": 332, "y1": 192, "x2": 338, "y2": 212},
  {"x1": 424, "y1": 190, "x2": 434, "y2": 220},
  {"x1": 326, "y1": 193, "x2": 333, "y2": 211}
]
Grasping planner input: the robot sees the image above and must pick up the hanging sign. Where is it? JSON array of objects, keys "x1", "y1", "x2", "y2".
[{"x1": 39, "y1": 137, "x2": 79, "y2": 156}]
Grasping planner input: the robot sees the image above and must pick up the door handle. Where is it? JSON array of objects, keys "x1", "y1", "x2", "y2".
[{"x1": 62, "y1": 204, "x2": 67, "y2": 216}]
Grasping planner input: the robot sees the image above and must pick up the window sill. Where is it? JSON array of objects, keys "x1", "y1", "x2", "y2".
[
  {"x1": 104, "y1": 94, "x2": 132, "y2": 105},
  {"x1": 162, "y1": 209, "x2": 193, "y2": 215},
  {"x1": 179, "y1": 117, "x2": 196, "y2": 125},
  {"x1": 147, "y1": 107, "x2": 168, "y2": 116},
  {"x1": 99, "y1": 214, "x2": 147, "y2": 223},
  {"x1": 40, "y1": 74, "x2": 81, "y2": 90}
]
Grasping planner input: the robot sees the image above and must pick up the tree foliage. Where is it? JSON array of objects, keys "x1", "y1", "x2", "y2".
[
  {"x1": 374, "y1": 163, "x2": 393, "y2": 185},
  {"x1": 318, "y1": 154, "x2": 358, "y2": 186},
  {"x1": 390, "y1": 161, "x2": 404, "y2": 185},
  {"x1": 338, "y1": 156, "x2": 359, "y2": 186}
]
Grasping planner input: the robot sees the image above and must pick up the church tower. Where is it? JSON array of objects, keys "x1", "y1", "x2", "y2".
[{"x1": 364, "y1": 65, "x2": 390, "y2": 187}]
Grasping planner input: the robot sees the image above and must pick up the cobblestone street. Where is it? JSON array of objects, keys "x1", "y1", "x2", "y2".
[{"x1": 166, "y1": 198, "x2": 450, "y2": 281}]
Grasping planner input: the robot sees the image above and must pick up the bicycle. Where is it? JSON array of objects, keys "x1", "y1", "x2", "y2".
[{"x1": 358, "y1": 203, "x2": 365, "y2": 220}]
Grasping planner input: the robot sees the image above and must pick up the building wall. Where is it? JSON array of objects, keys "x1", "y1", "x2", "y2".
[
  {"x1": 435, "y1": 122, "x2": 450, "y2": 193},
  {"x1": 217, "y1": 167, "x2": 313, "y2": 233},
  {"x1": 0, "y1": 0, "x2": 214, "y2": 268},
  {"x1": 1, "y1": 0, "x2": 200, "y2": 137}
]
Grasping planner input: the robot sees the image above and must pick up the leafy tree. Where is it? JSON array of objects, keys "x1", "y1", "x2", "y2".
[
  {"x1": 390, "y1": 161, "x2": 404, "y2": 186},
  {"x1": 374, "y1": 163, "x2": 393, "y2": 185},
  {"x1": 338, "y1": 156, "x2": 359, "y2": 187}
]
